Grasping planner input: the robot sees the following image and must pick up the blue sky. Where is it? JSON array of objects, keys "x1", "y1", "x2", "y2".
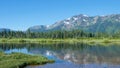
[{"x1": 0, "y1": 0, "x2": 120, "y2": 30}]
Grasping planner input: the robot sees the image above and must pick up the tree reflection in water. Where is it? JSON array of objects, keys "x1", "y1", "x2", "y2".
[{"x1": 0, "y1": 43, "x2": 120, "y2": 68}]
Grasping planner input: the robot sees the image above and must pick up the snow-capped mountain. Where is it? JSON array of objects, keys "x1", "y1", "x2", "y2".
[{"x1": 28, "y1": 14, "x2": 120, "y2": 33}]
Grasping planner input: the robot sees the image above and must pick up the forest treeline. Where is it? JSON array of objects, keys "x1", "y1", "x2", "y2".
[{"x1": 0, "y1": 30, "x2": 120, "y2": 39}]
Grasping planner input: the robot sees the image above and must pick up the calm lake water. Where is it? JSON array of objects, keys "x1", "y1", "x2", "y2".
[{"x1": 0, "y1": 43, "x2": 120, "y2": 68}]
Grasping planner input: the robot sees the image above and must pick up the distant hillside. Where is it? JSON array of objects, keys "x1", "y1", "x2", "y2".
[{"x1": 0, "y1": 28, "x2": 10, "y2": 32}]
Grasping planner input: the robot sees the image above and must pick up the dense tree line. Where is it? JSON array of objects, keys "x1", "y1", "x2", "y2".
[
  {"x1": 0, "y1": 30, "x2": 95, "y2": 39},
  {"x1": 0, "y1": 30, "x2": 120, "y2": 39}
]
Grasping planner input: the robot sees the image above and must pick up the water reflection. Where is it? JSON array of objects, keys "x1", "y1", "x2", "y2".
[{"x1": 0, "y1": 43, "x2": 120, "y2": 68}]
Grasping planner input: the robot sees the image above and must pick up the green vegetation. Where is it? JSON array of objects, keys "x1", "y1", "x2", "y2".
[
  {"x1": 0, "y1": 30, "x2": 95, "y2": 38},
  {"x1": 0, "y1": 38, "x2": 120, "y2": 44},
  {"x1": 0, "y1": 52, "x2": 54, "y2": 68},
  {"x1": 0, "y1": 30, "x2": 120, "y2": 44},
  {"x1": 1, "y1": 29, "x2": 120, "y2": 38}
]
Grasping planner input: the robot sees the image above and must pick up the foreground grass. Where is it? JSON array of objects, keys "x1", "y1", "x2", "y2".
[
  {"x1": 1, "y1": 38, "x2": 120, "y2": 44},
  {"x1": 0, "y1": 52, "x2": 54, "y2": 68}
]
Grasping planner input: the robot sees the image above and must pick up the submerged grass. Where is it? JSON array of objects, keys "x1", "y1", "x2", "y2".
[{"x1": 0, "y1": 52, "x2": 54, "y2": 68}]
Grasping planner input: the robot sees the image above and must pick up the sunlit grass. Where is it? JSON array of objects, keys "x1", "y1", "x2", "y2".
[{"x1": 0, "y1": 38, "x2": 120, "y2": 44}]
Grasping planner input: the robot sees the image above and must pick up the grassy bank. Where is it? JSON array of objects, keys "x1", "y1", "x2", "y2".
[
  {"x1": 0, "y1": 38, "x2": 120, "y2": 44},
  {"x1": 0, "y1": 52, "x2": 54, "y2": 68}
]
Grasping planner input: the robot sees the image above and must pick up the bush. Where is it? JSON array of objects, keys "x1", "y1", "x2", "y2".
[
  {"x1": 103, "y1": 40, "x2": 111, "y2": 43},
  {"x1": 1, "y1": 39, "x2": 7, "y2": 42},
  {"x1": 19, "y1": 39, "x2": 26, "y2": 42}
]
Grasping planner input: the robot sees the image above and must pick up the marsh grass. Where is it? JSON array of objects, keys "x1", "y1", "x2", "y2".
[
  {"x1": 0, "y1": 38, "x2": 120, "y2": 44},
  {"x1": 0, "y1": 52, "x2": 54, "y2": 68},
  {"x1": 102, "y1": 40, "x2": 111, "y2": 43}
]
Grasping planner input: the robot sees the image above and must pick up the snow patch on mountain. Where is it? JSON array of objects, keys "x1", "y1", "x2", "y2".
[
  {"x1": 67, "y1": 18, "x2": 71, "y2": 20},
  {"x1": 64, "y1": 21, "x2": 70, "y2": 24},
  {"x1": 73, "y1": 17, "x2": 78, "y2": 20},
  {"x1": 83, "y1": 19, "x2": 86, "y2": 22},
  {"x1": 46, "y1": 25, "x2": 50, "y2": 28},
  {"x1": 83, "y1": 14, "x2": 88, "y2": 17}
]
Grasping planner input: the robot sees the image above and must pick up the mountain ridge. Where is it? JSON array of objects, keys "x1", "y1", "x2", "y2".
[{"x1": 28, "y1": 14, "x2": 120, "y2": 33}]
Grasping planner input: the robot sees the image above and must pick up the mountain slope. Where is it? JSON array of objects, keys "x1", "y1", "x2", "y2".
[
  {"x1": 28, "y1": 14, "x2": 120, "y2": 33},
  {"x1": 0, "y1": 28, "x2": 11, "y2": 32}
]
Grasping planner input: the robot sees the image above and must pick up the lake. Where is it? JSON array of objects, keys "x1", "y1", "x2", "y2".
[{"x1": 0, "y1": 43, "x2": 120, "y2": 68}]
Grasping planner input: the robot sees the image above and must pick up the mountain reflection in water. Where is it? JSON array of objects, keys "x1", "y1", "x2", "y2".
[{"x1": 0, "y1": 43, "x2": 120, "y2": 68}]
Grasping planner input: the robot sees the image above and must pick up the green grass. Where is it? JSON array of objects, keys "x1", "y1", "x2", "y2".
[
  {"x1": 0, "y1": 52, "x2": 54, "y2": 68},
  {"x1": 1, "y1": 38, "x2": 120, "y2": 44}
]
